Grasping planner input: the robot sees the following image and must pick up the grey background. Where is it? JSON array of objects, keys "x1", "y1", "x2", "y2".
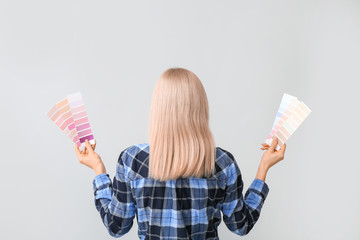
[{"x1": 0, "y1": 0, "x2": 359, "y2": 239}]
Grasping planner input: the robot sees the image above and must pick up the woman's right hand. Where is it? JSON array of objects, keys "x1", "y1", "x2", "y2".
[{"x1": 260, "y1": 137, "x2": 286, "y2": 169}]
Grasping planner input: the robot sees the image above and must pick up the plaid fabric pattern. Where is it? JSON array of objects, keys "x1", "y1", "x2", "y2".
[{"x1": 93, "y1": 143, "x2": 269, "y2": 239}]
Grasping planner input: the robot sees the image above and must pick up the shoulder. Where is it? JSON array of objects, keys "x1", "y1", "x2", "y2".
[
  {"x1": 215, "y1": 146, "x2": 237, "y2": 168},
  {"x1": 119, "y1": 143, "x2": 149, "y2": 165},
  {"x1": 213, "y1": 146, "x2": 240, "y2": 180},
  {"x1": 121, "y1": 142, "x2": 149, "y2": 157},
  {"x1": 117, "y1": 143, "x2": 150, "y2": 179}
]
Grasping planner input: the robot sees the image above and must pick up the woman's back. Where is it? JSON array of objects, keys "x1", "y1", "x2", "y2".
[
  {"x1": 77, "y1": 68, "x2": 285, "y2": 239},
  {"x1": 93, "y1": 143, "x2": 269, "y2": 239}
]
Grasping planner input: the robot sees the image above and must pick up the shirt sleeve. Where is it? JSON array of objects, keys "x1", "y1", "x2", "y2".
[
  {"x1": 221, "y1": 159, "x2": 269, "y2": 236},
  {"x1": 92, "y1": 150, "x2": 136, "y2": 237}
]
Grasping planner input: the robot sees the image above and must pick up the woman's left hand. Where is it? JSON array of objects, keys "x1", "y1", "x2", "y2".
[{"x1": 75, "y1": 139, "x2": 106, "y2": 175}]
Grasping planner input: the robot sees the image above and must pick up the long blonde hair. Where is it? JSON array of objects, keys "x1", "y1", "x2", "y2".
[{"x1": 148, "y1": 67, "x2": 216, "y2": 181}]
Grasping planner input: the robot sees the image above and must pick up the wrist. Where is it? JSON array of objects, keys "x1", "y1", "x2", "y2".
[
  {"x1": 256, "y1": 163, "x2": 269, "y2": 182},
  {"x1": 94, "y1": 163, "x2": 106, "y2": 175},
  {"x1": 259, "y1": 161, "x2": 270, "y2": 172}
]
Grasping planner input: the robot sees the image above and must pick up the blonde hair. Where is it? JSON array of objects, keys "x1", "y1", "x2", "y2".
[{"x1": 148, "y1": 67, "x2": 216, "y2": 181}]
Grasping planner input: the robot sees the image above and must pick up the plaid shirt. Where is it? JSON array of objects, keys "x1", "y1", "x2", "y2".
[{"x1": 93, "y1": 143, "x2": 269, "y2": 239}]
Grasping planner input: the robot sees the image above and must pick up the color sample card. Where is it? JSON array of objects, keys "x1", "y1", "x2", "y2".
[
  {"x1": 68, "y1": 92, "x2": 95, "y2": 149},
  {"x1": 47, "y1": 92, "x2": 95, "y2": 151},
  {"x1": 265, "y1": 93, "x2": 311, "y2": 150},
  {"x1": 47, "y1": 103, "x2": 80, "y2": 147},
  {"x1": 266, "y1": 96, "x2": 300, "y2": 143}
]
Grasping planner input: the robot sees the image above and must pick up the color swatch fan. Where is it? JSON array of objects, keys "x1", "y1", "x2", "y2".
[
  {"x1": 265, "y1": 93, "x2": 311, "y2": 150},
  {"x1": 47, "y1": 92, "x2": 95, "y2": 151}
]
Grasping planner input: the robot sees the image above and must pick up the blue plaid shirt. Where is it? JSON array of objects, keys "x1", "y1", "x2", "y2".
[{"x1": 93, "y1": 143, "x2": 269, "y2": 239}]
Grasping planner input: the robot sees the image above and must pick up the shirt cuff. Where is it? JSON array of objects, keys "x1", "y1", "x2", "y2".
[
  {"x1": 250, "y1": 178, "x2": 270, "y2": 200},
  {"x1": 93, "y1": 173, "x2": 113, "y2": 200}
]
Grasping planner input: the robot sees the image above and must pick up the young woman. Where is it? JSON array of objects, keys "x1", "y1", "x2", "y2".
[{"x1": 75, "y1": 68, "x2": 286, "y2": 239}]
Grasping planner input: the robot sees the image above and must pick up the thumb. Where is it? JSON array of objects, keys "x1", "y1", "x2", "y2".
[
  {"x1": 279, "y1": 143, "x2": 286, "y2": 154},
  {"x1": 85, "y1": 139, "x2": 94, "y2": 153},
  {"x1": 269, "y1": 137, "x2": 278, "y2": 151}
]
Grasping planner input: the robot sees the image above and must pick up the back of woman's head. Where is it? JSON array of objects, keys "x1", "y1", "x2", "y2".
[{"x1": 148, "y1": 67, "x2": 216, "y2": 181}]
